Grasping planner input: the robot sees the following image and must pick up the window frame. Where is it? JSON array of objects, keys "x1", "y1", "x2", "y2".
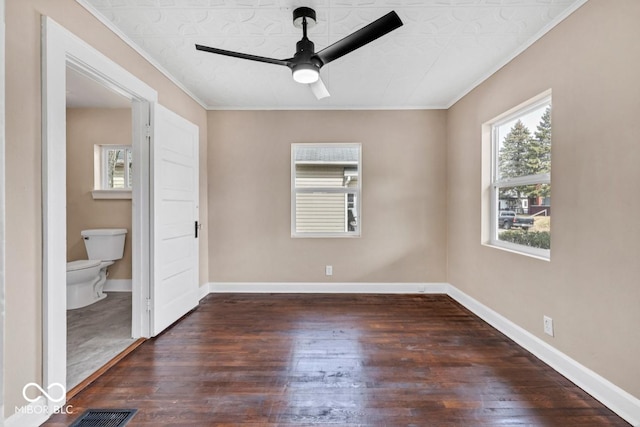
[
  {"x1": 488, "y1": 93, "x2": 552, "y2": 260},
  {"x1": 291, "y1": 142, "x2": 362, "y2": 238},
  {"x1": 92, "y1": 144, "x2": 133, "y2": 199}
]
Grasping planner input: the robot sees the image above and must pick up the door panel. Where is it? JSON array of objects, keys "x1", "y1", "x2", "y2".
[{"x1": 151, "y1": 103, "x2": 199, "y2": 335}]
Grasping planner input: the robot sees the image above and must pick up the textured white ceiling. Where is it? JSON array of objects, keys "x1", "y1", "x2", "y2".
[{"x1": 78, "y1": 0, "x2": 586, "y2": 110}]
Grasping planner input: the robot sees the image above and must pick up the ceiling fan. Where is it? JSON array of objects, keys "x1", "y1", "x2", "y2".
[{"x1": 195, "y1": 7, "x2": 403, "y2": 99}]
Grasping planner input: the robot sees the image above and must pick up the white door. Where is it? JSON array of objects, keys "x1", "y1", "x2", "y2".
[{"x1": 151, "y1": 103, "x2": 199, "y2": 335}]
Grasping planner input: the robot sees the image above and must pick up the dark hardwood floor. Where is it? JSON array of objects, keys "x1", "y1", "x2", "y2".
[{"x1": 46, "y1": 294, "x2": 629, "y2": 426}]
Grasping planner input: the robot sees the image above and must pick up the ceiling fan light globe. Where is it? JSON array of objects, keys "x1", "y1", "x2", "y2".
[{"x1": 292, "y1": 65, "x2": 319, "y2": 84}]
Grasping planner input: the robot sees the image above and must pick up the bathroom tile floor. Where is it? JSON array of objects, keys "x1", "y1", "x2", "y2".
[{"x1": 67, "y1": 292, "x2": 135, "y2": 390}]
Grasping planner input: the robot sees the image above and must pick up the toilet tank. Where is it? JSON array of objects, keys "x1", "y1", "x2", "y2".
[{"x1": 81, "y1": 228, "x2": 127, "y2": 261}]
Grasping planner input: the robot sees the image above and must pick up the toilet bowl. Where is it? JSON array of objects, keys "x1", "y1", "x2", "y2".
[
  {"x1": 66, "y1": 260, "x2": 105, "y2": 309},
  {"x1": 66, "y1": 228, "x2": 127, "y2": 310}
]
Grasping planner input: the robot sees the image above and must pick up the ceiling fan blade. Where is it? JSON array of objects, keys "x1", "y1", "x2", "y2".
[
  {"x1": 309, "y1": 77, "x2": 330, "y2": 100},
  {"x1": 315, "y1": 11, "x2": 402, "y2": 66},
  {"x1": 196, "y1": 44, "x2": 291, "y2": 67}
]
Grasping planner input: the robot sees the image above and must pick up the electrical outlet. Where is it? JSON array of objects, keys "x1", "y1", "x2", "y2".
[
  {"x1": 543, "y1": 315, "x2": 554, "y2": 337},
  {"x1": 325, "y1": 265, "x2": 333, "y2": 276}
]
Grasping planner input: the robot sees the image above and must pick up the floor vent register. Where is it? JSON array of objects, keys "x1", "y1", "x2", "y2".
[{"x1": 68, "y1": 409, "x2": 138, "y2": 427}]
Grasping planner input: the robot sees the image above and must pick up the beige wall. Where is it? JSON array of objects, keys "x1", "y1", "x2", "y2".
[
  {"x1": 66, "y1": 108, "x2": 132, "y2": 280},
  {"x1": 5, "y1": 0, "x2": 208, "y2": 414},
  {"x1": 446, "y1": 0, "x2": 640, "y2": 399},
  {"x1": 207, "y1": 110, "x2": 447, "y2": 283}
]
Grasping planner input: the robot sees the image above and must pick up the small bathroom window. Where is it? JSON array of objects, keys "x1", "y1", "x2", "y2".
[{"x1": 92, "y1": 144, "x2": 132, "y2": 199}]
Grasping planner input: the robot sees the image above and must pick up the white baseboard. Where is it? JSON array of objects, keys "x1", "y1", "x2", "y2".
[
  {"x1": 103, "y1": 279, "x2": 132, "y2": 292},
  {"x1": 198, "y1": 283, "x2": 209, "y2": 301},
  {"x1": 207, "y1": 282, "x2": 448, "y2": 294},
  {"x1": 203, "y1": 281, "x2": 640, "y2": 426},
  {"x1": 446, "y1": 285, "x2": 640, "y2": 427}
]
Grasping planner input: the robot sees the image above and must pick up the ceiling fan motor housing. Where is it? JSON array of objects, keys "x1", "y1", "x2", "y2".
[
  {"x1": 292, "y1": 38, "x2": 322, "y2": 67},
  {"x1": 291, "y1": 39, "x2": 321, "y2": 83}
]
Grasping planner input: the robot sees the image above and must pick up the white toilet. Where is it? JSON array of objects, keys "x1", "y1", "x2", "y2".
[{"x1": 66, "y1": 228, "x2": 127, "y2": 310}]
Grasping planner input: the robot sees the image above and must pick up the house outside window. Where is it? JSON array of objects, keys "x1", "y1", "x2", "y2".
[
  {"x1": 291, "y1": 143, "x2": 361, "y2": 237},
  {"x1": 489, "y1": 93, "x2": 551, "y2": 259},
  {"x1": 92, "y1": 144, "x2": 132, "y2": 199}
]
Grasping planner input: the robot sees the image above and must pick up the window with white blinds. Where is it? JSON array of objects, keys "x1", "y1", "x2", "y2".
[{"x1": 292, "y1": 143, "x2": 361, "y2": 237}]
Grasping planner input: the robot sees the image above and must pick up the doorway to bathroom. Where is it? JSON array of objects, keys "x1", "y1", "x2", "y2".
[
  {"x1": 41, "y1": 16, "x2": 157, "y2": 411},
  {"x1": 41, "y1": 17, "x2": 200, "y2": 419},
  {"x1": 65, "y1": 67, "x2": 137, "y2": 390}
]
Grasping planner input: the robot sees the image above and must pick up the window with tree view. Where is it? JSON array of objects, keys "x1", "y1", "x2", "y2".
[
  {"x1": 97, "y1": 145, "x2": 132, "y2": 190},
  {"x1": 491, "y1": 96, "x2": 551, "y2": 258},
  {"x1": 292, "y1": 143, "x2": 360, "y2": 237}
]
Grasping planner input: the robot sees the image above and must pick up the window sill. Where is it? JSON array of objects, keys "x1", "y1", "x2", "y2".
[
  {"x1": 484, "y1": 240, "x2": 550, "y2": 262},
  {"x1": 91, "y1": 189, "x2": 132, "y2": 200}
]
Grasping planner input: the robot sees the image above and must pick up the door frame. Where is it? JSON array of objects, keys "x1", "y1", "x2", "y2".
[
  {"x1": 1, "y1": 0, "x2": 6, "y2": 423},
  {"x1": 41, "y1": 16, "x2": 157, "y2": 409}
]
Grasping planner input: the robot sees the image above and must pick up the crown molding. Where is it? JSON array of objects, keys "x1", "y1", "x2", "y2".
[
  {"x1": 445, "y1": 0, "x2": 590, "y2": 109},
  {"x1": 75, "y1": 0, "x2": 208, "y2": 110}
]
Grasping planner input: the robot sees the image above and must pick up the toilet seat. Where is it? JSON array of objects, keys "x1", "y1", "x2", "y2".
[{"x1": 66, "y1": 259, "x2": 101, "y2": 272}]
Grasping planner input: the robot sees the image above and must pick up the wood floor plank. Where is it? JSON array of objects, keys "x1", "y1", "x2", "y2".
[{"x1": 45, "y1": 294, "x2": 630, "y2": 426}]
